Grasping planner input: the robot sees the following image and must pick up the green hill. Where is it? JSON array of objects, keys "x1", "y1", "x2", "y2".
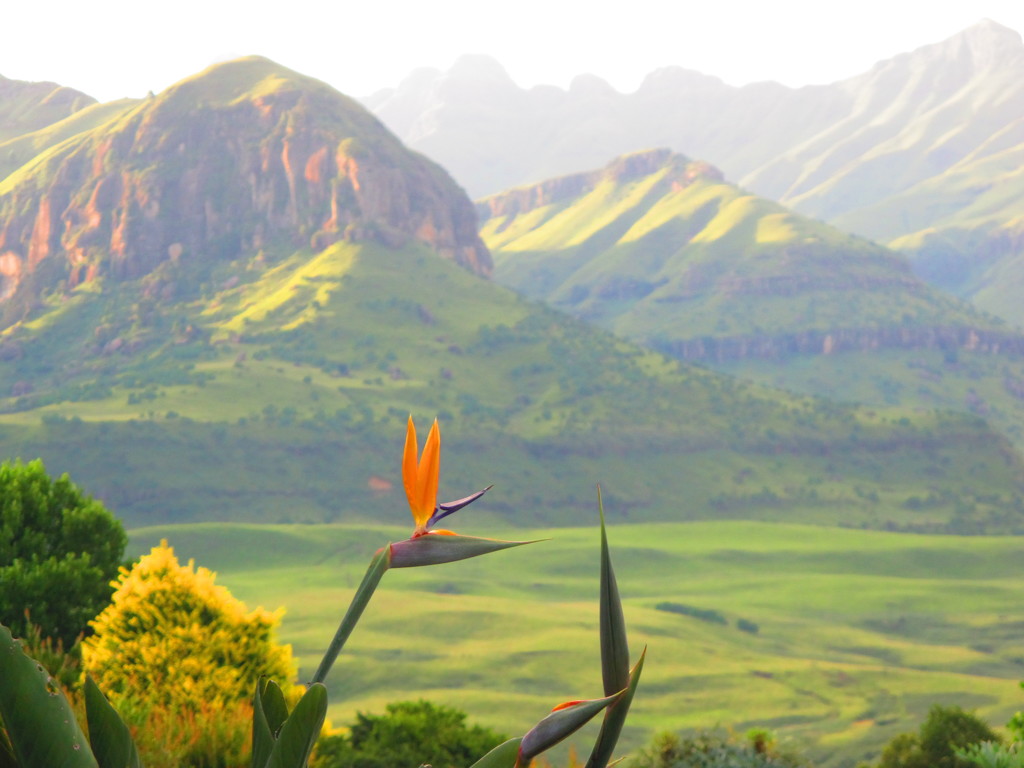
[
  {"x1": 125, "y1": 520, "x2": 1024, "y2": 768},
  {"x1": 0, "y1": 74, "x2": 94, "y2": 142},
  {"x1": 480, "y1": 150, "x2": 1024, "y2": 458},
  {"x1": 481, "y1": 150, "x2": 1011, "y2": 358}
]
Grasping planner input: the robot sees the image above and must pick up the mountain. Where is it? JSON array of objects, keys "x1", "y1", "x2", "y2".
[
  {"x1": 480, "y1": 150, "x2": 1024, "y2": 457},
  {"x1": 0, "y1": 74, "x2": 95, "y2": 142},
  {"x1": 363, "y1": 21, "x2": 1024, "y2": 322},
  {"x1": 481, "y1": 149, "x2": 1014, "y2": 360},
  {"x1": 1, "y1": 60, "x2": 1021, "y2": 532},
  {"x1": 0, "y1": 56, "x2": 489, "y2": 324}
]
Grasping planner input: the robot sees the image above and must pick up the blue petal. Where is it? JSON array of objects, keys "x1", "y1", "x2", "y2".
[{"x1": 426, "y1": 485, "x2": 493, "y2": 529}]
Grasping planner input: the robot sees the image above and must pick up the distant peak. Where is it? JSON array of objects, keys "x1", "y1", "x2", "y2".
[
  {"x1": 446, "y1": 54, "x2": 514, "y2": 83},
  {"x1": 965, "y1": 17, "x2": 1021, "y2": 39},
  {"x1": 912, "y1": 18, "x2": 1024, "y2": 69},
  {"x1": 568, "y1": 73, "x2": 618, "y2": 96},
  {"x1": 637, "y1": 66, "x2": 725, "y2": 93}
]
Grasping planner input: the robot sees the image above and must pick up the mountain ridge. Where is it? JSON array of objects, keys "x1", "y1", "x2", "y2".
[{"x1": 364, "y1": 21, "x2": 1024, "y2": 324}]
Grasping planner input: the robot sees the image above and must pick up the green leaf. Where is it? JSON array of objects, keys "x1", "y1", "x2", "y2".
[
  {"x1": 310, "y1": 546, "x2": 391, "y2": 685},
  {"x1": 259, "y1": 678, "x2": 289, "y2": 735},
  {"x1": 597, "y1": 487, "x2": 629, "y2": 696},
  {"x1": 0, "y1": 623, "x2": 98, "y2": 768},
  {"x1": 468, "y1": 738, "x2": 523, "y2": 768},
  {"x1": 84, "y1": 676, "x2": 141, "y2": 768},
  {"x1": 252, "y1": 677, "x2": 290, "y2": 768},
  {"x1": 585, "y1": 648, "x2": 646, "y2": 768},
  {"x1": 266, "y1": 684, "x2": 327, "y2": 768},
  {"x1": 519, "y1": 692, "x2": 624, "y2": 763},
  {"x1": 389, "y1": 534, "x2": 541, "y2": 568}
]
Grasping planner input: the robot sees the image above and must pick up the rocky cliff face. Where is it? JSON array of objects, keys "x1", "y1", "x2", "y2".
[
  {"x1": 654, "y1": 326, "x2": 1024, "y2": 363},
  {"x1": 0, "y1": 57, "x2": 490, "y2": 316}
]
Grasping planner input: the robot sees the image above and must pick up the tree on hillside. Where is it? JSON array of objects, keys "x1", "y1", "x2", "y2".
[
  {"x1": 0, "y1": 458, "x2": 127, "y2": 647},
  {"x1": 311, "y1": 700, "x2": 507, "y2": 768}
]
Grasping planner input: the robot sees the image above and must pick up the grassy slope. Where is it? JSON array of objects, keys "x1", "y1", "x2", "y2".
[
  {"x1": 0, "y1": 78, "x2": 94, "y2": 143},
  {"x1": 832, "y1": 137, "x2": 1024, "y2": 321},
  {"x1": 1, "y1": 241, "x2": 1022, "y2": 531},
  {"x1": 0, "y1": 98, "x2": 140, "y2": 184},
  {"x1": 126, "y1": 520, "x2": 1024, "y2": 768},
  {"x1": 482, "y1": 158, "x2": 996, "y2": 343}
]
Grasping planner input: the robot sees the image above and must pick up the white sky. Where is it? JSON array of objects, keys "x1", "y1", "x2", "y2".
[{"x1": 2, "y1": 0, "x2": 1022, "y2": 102}]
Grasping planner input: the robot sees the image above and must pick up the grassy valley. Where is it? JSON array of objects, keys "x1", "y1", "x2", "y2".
[{"x1": 126, "y1": 520, "x2": 1024, "y2": 768}]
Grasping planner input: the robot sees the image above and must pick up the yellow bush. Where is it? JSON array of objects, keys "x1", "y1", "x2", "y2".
[{"x1": 83, "y1": 539, "x2": 294, "y2": 708}]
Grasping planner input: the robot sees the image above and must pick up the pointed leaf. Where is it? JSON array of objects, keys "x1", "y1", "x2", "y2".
[
  {"x1": 266, "y1": 684, "x2": 327, "y2": 768},
  {"x1": 469, "y1": 738, "x2": 523, "y2": 768},
  {"x1": 259, "y1": 678, "x2": 289, "y2": 735},
  {"x1": 0, "y1": 624, "x2": 98, "y2": 768},
  {"x1": 310, "y1": 546, "x2": 391, "y2": 685},
  {"x1": 585, "y1": 648, "x2": 647, "y2": 768},
  {"x1": 598, "y1": 486, "x2": 629, "y2": 696},
  {"x1": 519, "y1": 692, "x2": 624, "y2": 763},
  {"x1": 252, "y1": 678, "x2": 290, "y2": 768},
  {"x1": 389, "y1": 533, "x2": 540, "y2": 568},
  {"x1": 84, "y1": 676, "x2": 141, "y2": 768},
  {"x1": 251, "y1": 682, "x2": 273, "y2": 768}
]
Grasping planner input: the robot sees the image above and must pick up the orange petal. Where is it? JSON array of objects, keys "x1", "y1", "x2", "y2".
[
  {"x1": 552, "y1": 700, "x2": 585, "y2": 712},
  {"x1": 402, "y1": 416, "x2": 420, "y2": 520},
  {"x1": 414, "y1": 418, "x2": 441, "y2": 526}
]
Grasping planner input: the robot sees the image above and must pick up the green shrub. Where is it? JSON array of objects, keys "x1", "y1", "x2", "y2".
[
  {"x1": 312, "y1": 700, "x2": 506, "y2": 768},
  {"x1": 878, "y1": 705, "x2": 1001, "y2": 768},
  {"x1": 628, "y1": 730, "x2": 803, "y2": 768}
]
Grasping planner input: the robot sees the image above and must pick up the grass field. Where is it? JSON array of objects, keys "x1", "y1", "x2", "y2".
[{"x1": 127, "y1": 520, "x2": 1024, "y2": 768}]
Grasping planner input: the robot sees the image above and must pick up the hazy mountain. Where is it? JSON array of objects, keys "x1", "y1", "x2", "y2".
[
  {"x1": 364, "y1": 21, "x2": 1024, "y2": 321},
  {"x1": 481, "y1": 150, "x2": 1024, "y2": 455},
  {"x1": 1, "y1": 59, "x2": 1020, "y2": 532}
]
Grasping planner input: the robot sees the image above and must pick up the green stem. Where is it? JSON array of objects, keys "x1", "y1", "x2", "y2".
[{"x1": 310, "y1": 545, "x2": 391, "y2": 685}]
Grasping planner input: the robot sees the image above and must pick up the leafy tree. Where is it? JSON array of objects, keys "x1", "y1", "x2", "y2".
[
  {"x1": 0, "y1": 458, "x2": 127, "y2": 647},
  {"x1": 311, "y1": 700, "x2": 507, "y2": 768},
  {"x1": 878, "y1": 705, "x2": 1001, "y2": 768}
]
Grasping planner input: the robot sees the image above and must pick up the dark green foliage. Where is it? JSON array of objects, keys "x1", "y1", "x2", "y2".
[
  {"x1": 656, "y1": 602, "x2": 727, "y2": 625},
  {"x1": 737, "y1": 618, "x2": 760, "y2": 634},
  {"x1": 628, "y1": 731, "x2": 804, "y2": 768},
  {"x1": 877, "y1": 705, "x2": 1001, "y2": 768},
  {"x1": 311, "y1": 700, "x2": 506, "y2": 768},
  {"x1": 0, "y1": 459, "x2": 127, "y2": 647}
]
